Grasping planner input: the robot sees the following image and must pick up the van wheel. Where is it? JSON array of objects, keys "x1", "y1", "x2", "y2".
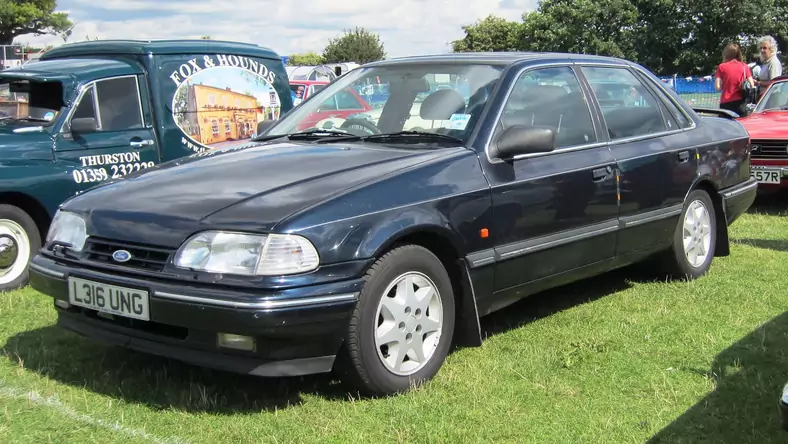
[
  {"x1": 336, "y1": 245, "x2": 456, "y2": 396},
  {"x1": 0, "y1": 205, "x2": 41, "y2": 292},
  {"x1": 660, "y1": 189, "x2": 717, "y2": 280}
]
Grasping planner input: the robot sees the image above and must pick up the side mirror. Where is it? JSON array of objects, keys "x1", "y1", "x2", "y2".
[
  {"x1": 491, "y1": 125, "x2": 555, "y2": 160},
  {"x1": 70, "y1": 117, "x2": 97, "y2": 134},
  {"x1": 256, "y1": 120, "x2": 276, "y2": 135}
]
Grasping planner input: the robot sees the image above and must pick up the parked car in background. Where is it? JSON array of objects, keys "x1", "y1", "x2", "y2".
[
  {"x1": 0, "y1": 39, "x2": 293, "y2": 292},
  {"x1": 30, "y1": 52, "x2": 756, "y2": 397},
  {"x1": 736, "y1": 75, "x2": 788, "y2": 189},
  {"x1": 289, "y1": 80, "x2": 329, "y2": 106}
]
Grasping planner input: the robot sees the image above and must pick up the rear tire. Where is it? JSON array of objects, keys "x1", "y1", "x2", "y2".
[
  {"x1": 336, "y1": 245, "x2": 456, "y2": 396},
  {"x1": 0, "y1": 205, "x2": 41, "y2": 292},
  {"x1": 659, "y1": 189, "x2": 717, "y2": 280}
]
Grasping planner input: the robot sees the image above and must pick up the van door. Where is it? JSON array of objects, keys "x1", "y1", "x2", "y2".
[{"x1": 54, "y1": 75, "x2": 160, "y2": 192}]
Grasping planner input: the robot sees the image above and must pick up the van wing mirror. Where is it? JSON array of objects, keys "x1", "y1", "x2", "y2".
[
  {"x1": 70, "y1": 117, "x2": 97, "y2": 134},
  {"x1": 491, "y1": 125, "x2": 555, "y2": 160}
]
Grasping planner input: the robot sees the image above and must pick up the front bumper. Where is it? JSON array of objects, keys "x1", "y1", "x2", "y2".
[
  {"x1": 28, "y1": 254, "x2": 363, "y2": 377},
  {"x1": 720, "y1": 177, "x2": 758, "y2": 225}
]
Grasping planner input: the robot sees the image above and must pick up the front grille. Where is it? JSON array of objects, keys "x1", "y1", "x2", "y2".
[
  {"x1": 84, "y1": 237, "x2": 174, "y2": 272},
  {"x1": 751, "y1": 139, "x2": 788, "y2": 160}
]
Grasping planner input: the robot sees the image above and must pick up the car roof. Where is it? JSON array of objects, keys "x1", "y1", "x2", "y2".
[
  {"x1": 1, "y1": 58, "x2": 142, "y2": 82},
  {"x1": 364, "y1": 52, "x2": 633, "y2": 67},
  {"x1": 40, "y1": 39, "x2": 282, "y2": 62}
]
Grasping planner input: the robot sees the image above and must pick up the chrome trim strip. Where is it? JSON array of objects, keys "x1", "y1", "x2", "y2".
[
  {"x1": 154, "y1": 291, "x2": 358, "y2": 309},
  {"x1": 29, "y1": 262, "x2": 66, "y2": 279},
  {"x1": 493, "y1": 219, "x2": 619, "y2": 262},
  {"x1": 620, "y1": 204, "x2": 683, "y2": 228},
  {"x1": 721, "y1": 179, "x2": 758, "y2": 199}
]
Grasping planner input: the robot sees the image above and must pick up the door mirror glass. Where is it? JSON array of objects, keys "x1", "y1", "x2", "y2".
[
  {"x1": 492, "y1": 124, "x2": 555, "y2": 160},
  {"x1": 70, "y1": 117, "x2": 97, "y2": 134}
]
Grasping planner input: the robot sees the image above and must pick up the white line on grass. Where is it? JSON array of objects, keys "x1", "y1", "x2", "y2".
[{"x1": 0, "y1": 381, "x2": 189, "y2": 444}]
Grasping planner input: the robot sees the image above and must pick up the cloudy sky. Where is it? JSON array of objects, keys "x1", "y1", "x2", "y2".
[{"x1": 16, "y1": 0, "x2": 538, "y2": 57}]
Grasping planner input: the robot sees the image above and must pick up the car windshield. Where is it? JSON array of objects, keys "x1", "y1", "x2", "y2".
[
  {"x1": 266, "y1": 63, "x2": 505, "y2": 145},
  {"x1": 0, "y1": 78, "x2": 63, "y2": 126},
  {"x1": 754, "y1": 81, "x2": 788, "y2": 112}
]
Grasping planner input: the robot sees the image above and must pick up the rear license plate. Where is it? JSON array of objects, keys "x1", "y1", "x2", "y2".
[
  {"x1": 751, "y1": 168, "x2": 782, "y2": 184},
  {"x1": 67, "y1": 276, "x2": 150, "y2": 321}
]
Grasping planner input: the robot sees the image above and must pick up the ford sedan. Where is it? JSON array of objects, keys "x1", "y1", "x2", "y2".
[{"x1": 29, "y1": 52, "x2": 757, "y2": 396}]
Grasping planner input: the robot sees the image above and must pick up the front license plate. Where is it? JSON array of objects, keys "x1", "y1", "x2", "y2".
[
  {"x1": 751, "y1": 168, "x2": 782, "y2": 184},
  {"x1": 67, "y1": 276, "x2": 150, "y2": 321}
]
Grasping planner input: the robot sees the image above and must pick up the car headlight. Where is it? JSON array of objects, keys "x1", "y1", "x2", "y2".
[
  {"x1": 45, "y1": 210, "x2": 87, "y2": 252},
  {"x1": 173, "y1": 231, "x2": 320, "y2": 276}
]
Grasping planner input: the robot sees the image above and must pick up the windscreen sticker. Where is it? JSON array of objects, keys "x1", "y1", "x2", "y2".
[
  {"x1": 442, "y1": 113, "x2": 471, "y2": 130},
  {"x1": 169, "y1": 54, "x2": 281, "y2": 153}
]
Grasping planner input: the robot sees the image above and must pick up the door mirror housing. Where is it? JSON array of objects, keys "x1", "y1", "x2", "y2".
[
  {"x1": 256, "y1": 119, "x2": 276, "y2": 135},
  {"x1": 70, "y1": 117, "x2": 97, "y2": 134},
  {"x1": 491, "y1": 125, "x2": 556, "y2": 160}
]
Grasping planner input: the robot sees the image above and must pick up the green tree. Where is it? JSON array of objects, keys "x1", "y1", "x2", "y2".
[
  {"x1": 288, "y1": 52, "x2": 324, "y2": 66},
  {"x1": 0, "y1": 0, "x2": 72, "y2": 45},
  {"x1": 451, "y1": 15, "x2": 522, "y2": 52},
  {"x1": 519, "y1": 0, "x2": 639, "y2": 60},
  {"x1": 322, "y1": 27, "x2": 386, "y2": 65}
]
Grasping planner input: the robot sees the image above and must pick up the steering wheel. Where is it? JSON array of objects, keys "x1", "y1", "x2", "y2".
[{"x1": 340, "y1": 118, "x2": 381, "y2": 136}]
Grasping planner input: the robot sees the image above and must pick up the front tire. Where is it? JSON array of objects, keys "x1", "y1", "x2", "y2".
[
  {"x1": 661, "y1": 189, "x2": 717, "y2": 279},
  {"x1": 337, "y1": 245, "x2": 456, "y2": 396},
  {"x1": 0, "y1": 205, "x2": 41, "y2": 292}
]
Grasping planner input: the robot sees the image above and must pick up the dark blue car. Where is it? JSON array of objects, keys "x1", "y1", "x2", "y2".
[{"x1": 29, "y1": 52, "x2": 757, "y2": 396}]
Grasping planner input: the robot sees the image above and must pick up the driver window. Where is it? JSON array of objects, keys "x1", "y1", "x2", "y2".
[{"x1": 69, "y1": 76, "x2": 143, "y2": 132}]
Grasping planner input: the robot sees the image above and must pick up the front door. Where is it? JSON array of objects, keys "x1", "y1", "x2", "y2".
[
  {"x1": 579, "y1": 65, "x2": 698, "y2": 256},
  {"x1": 483, "y1": 65, "x2": 620, "y2": 294},
  {"x1": 54, "y1": 75, "x2": 160, "y2": 192}
]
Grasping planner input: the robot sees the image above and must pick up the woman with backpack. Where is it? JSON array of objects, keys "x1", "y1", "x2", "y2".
[{"x1": 714, "y1": 43, "x2": 756, "y2": 116}]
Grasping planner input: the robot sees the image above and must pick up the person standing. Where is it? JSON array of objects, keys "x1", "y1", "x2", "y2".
[
  {"x1": 715, "y1": 43, "x2": 755, "y2": 115},
  {"x1": 755, "y1": 36, "x2": 783, "y2": 98}
]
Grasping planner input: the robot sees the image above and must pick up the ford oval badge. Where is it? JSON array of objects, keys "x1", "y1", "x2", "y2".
[{"x1": 112, "y1": 250, "x2": 132, "y2": 263}]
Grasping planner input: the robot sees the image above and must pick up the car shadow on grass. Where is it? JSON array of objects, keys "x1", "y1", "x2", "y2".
[
  {"x1": 648, "y1": 311, "x2": 788, "y2": 443},
  {"x1": 477, "y1": 261, "x2": 662, "y2": 341},
  {"x1": 1, "y1": 326, "x2": 351, "y2": 413}
]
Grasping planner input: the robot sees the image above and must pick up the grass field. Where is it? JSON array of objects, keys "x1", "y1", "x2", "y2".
[{"x1": 2, "y1": 192, "x2": 787, "y2": 443}]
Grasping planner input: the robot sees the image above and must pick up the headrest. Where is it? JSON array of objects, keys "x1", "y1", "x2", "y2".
[{"x1": 420, "y1": 89, "x2": 467, "y2": 120}]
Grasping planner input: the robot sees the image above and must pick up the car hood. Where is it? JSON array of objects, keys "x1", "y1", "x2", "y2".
[
  {"x1": 738, "y1": 111, "x2": 788, "y2": 139},
  {"x1": 64, "y1": 141, "x2": 466, "y2": 247}
]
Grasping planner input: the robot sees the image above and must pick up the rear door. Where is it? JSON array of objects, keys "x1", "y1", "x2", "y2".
[
  {"x1": 54, "y1": 75, "x2": 160, "y2": 192},
  {"x1": 579, "y1": 65, "x2": 698, "y2": 256}
]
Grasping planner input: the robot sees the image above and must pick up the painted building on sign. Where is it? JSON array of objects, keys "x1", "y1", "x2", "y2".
[{"x1": 181, "y1": 83, "x2": 259, "y2": 144}]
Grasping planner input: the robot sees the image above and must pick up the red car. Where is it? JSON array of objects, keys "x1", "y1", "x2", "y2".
[
  {"x1": 290, "y1": 80, "x2": 329, "y2": 105},
  {"x1": 291, "y1": 84, "x2": 373, "y2": 131},
  {"x1": 737, "y1": 75, "x2": 788, "y2": 189}
]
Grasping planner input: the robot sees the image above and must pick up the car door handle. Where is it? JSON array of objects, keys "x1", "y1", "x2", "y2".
[
  {"x1": 592, "y1": 166, "x2": 612, "y2": 181},
  {"x1": 130, "y1": 139, "x2": 154, "y2": 148},
  {"x1": 678, "y1": 150, "x2": 690, "y2": 163}
]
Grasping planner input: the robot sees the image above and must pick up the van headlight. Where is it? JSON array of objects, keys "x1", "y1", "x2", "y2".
[
  {"x1": 173, "y1": 231, "x2": 320, "y2": 276},
  {"x1": 46, "y1": 210, "x2": 87, "y2": 252}
]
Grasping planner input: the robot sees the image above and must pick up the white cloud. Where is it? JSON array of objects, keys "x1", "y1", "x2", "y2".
[{"x1": 14, "y1": 0, "x2": 538, "y2": 58}]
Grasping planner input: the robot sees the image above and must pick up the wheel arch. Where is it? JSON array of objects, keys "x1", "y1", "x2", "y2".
[
  {"x1": 0, "y1": 192, "x2": 52, "y2": 244},
  {"x1": 373, "y1": 226, "x2": 483, "y2": 348}
]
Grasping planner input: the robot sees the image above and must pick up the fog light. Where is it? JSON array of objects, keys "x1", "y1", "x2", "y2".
[
  {"x1": 217, "y1": 333, "x2": 255, "y2": 351},
  {"x1": 54, "y1": 300, "x2": 69, "y2": 309}
]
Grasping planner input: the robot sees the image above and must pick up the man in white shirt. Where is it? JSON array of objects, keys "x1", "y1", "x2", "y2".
[{"x1": 755, "y1": 36, "x2": 783, "y2": 98}]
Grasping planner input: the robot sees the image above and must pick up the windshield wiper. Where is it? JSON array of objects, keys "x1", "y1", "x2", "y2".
[
  {"x1": 251, "y1": 129, "x2": 351, "y2": 142},
  {"x1": 317, "y1": 130, "x2": 464, "y2": 144}
]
